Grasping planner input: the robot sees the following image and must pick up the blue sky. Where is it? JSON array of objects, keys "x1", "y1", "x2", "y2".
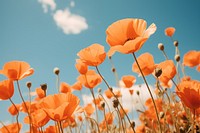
[{"x1": 0, "y1": 0, "x2": 200, "y2": 129}]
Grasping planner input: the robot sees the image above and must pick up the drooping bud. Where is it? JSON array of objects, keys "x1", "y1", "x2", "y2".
[
  {"x1": 53, "y1": 67, "x2": 60, "y2": 75},
  {"x1": 159, "y1": 112, "x2": 165, "y2": 119},
  {"x1": 173, "y1": 40, "x2": 178, "y2": 47},
  {"x1": 155, "y1": 68, "x2": 162, "y2": 78},
  {"x1": 130, "y1": 121, "x2": 135, "y2": 129},
  {"x1": 101, "y1": 102, "x2": 105, "y2": 109},
  {"x1": 40, "y1": 83, "x2": 47, "y2": 96},
  {"x1": 158, "y1": 43, "x2": 164, "y2": 51},
  {"x1": 112, "y1": 68, "x2": 116, "y2": 72},
  {"x1": 175, "y1": 54, "x2": 180, "y2": 62},
  {"x1": 113, "y1": 99, "x2": 119, "y2": 108},
  {"x1": 26, "y1": 81, "x2": 32, "y2": 89},
  {"x1": 98, "y1": 88, "x2": 102, "y2": 93},
  {"x1": 136, "y1": 90, "x2": 140, "y2": 96}
]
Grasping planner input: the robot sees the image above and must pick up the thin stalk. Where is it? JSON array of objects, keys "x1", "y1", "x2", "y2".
[
  {"x1": 95, "y1": 66, "x2": 136, "y2": 133},
  {"x1": 9, "y1": 98, "x2": 20, "y2": 131},
  {"x1": 103, "y1": 107, "x2": 109, "y2": 133},
  {"x1": 132, "y1": 52, "x2": 162, "y2": 133},
  {"x1": 162, "y1": 50, "x2": 169, "y2": 60},
  {"x1": 56, "y1": 74, "x2": 60, "y2": 93},
  {"x1": 16, "y1": 80, "x2": 32, "y2": 133},
  {"x1": 0, "y1": 121, "x2": 10, "y2": 133},
  {"x1": 116, "y1": 107, "x2": 125, "y2": 133},
  {"x1": 90, "y1": 89, "x2": 99, "y2": 123},
  {"x1": 59, "y1": 121, "x2": 64, "y2": 133},
  {"x1": 193, "y1": 109, "x2": 196, "y2": 133}
]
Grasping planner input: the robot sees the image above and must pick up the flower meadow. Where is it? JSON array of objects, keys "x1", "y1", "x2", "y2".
[{"x1": 0, "y1": 18, "x2": 200, "y2": 133}]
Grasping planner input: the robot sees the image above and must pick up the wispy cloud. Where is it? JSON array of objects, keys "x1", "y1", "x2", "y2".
[
  {"x1": 53, "y1": 9, "x2": 88, "y2": 34},
  {"x1": 38, "y1": 0, "x2": 56, "y2": 13}
]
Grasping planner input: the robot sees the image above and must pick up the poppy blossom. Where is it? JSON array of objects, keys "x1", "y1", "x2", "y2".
[
  {"x1": 40, "y1": 93, "x2": 80, "y2": 121},
  {"x1": 165, "y1": 27, "x2": 175, "y2": 37},
  {"x1": 132, "y1": 52, "x2": 155, "y2": 76},
  {"x1": 77, "y1": 43, "x2": 106, "y2": 66},
  {"x1": 104, "y1": 88, "x2": 121, "y2": 99},
  {"x1": 84, "y1": 103, "x2": 95, "y2": 116},
  {"x1": 8, "y1": 103, "x2": 21, "y2": 116},
  {"x1": 176, "y1": 80, "x2": 200, "y2": 109},
  {"x1": 121, "y1": 75, "x2": 136, "y2": 88},
  {"x1": 24, "y1": 109, "x2": 50, "y2": 128},
  {"x1": 0, "y1": 79, "x2": 14, "y2": 100},
  {"x1": 60, "y1": 82, "x2": 72, "y2": 93},
  {"x1": 0, "y1": 60, "x2": 34, "y2": 80},
  {"x1": 71, "y1": 81, "x2": 82, "y2": 91},
  {"x1": 106, "y1": 18, "x2": 156, "y2": 56},
  {"x1": 155, "y1": 60, "x2": 176, "y2": 87},
  {"x1": 0, "y1": 123, "x2": 22, "y2": 133},
  {"x1": 183, "y1": 50, "x2": 200, "y2": 67},
  {"x1": 77, "y1": 70, "x2": 102, "y2": 89},
  {"x1": 75, "y1": 59, "x2": 88, "y2": 74}
]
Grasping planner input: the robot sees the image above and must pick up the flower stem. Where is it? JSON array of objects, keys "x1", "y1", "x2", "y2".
[
  {"x1": 90, "y1": 89, "x2": 99, "y2": 123},
  {"x1": 95, "y1": 66, "x2": 136, "y2": 133},
  {"x1": 9, "y1": 98, "x2": 20, "y2": 132},
  {"x1": 132, "y1": 52, "x2": 162, "y2": 133},
  {"x1": 16, "y1": 80, "x2": 32, "y2": 133}
]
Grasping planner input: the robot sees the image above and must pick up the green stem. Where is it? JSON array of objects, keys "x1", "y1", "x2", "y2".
[
  {"x1": 16, "y1": 80, "x2": 32, "y2": 133},
  {"x1": 132, "y1": 52, "x2": 162, "y2": 133}
]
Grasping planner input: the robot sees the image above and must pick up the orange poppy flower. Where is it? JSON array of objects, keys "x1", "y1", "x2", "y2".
[
  {"x1": 183, "y1": 50, "x2": 200, "y2": 67},
  {"x1": 0, "y1": 123, "x2": 22, "y2": 133},
  {"x1": 8, "y1": 103, "x2": 21, "y2": 116},
  {"x1": 155, "y1": 60, "x2": 176, "y2": 87},
  {"x1": 121, "y1": 75, "x2": 136, "y2": 88},
  {"x1": 44, "y1": 125, "x2": 57, "y2": 133},
  {"x1": 60, "y1": 82, "x2": 72, "y2": 93},
  {"x1": 84, "y1": 103, "x2": 95, "y2": 116},
  {"x1": 0, "y1": 79, "x2": 14, "y2": 100},
  {"x1": 40, "y1": 93, "x2": 80, "y2": 121},
  {"x1": 106, "y1": 18, "x2": 156, "y2": 56},
  {"x1": 132, "y1": 52, "x2": 155, "y2": 76},
  {"x1": 165, "y1": 27, "x2": 175, "y2": 37},
  {"x1": 77, "y1": 70, "x2": 102, "y2": 89},
  {"x1": 99, "y1": 112, "x2": 114, "y2": 130},
  {"x1": 71, "y1": 81, "x2": 82, "y2": 91},
  {"x1": 0, "y1": 60, "x2": 34, "y2": 80},
  {"x1": 77, "y1": 43, "x2": 106, "y2": 66},
  {"x1": 104, "y1": 88, "x2": 121, "y2": 99},
  {"x1": 176, "y1": 80, "x2": 200, "y2": 109},
  {"x1": 24, "y1": 109, "x2": 50, "y2": 127},
  {"x1": 35, "y1": 87, "x2": 46, "y2": 100},
  {"x1": 129, "y1": 89, "x2": 134, "y2": 95},
  {"x1": 75, "y1": 59, "x2": 88, "y2": 74}
]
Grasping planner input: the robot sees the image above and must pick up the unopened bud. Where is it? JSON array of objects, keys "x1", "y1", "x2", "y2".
[
  {"x1": 175, "y1": 54, "x2": 180, "y2": 62},
  {"x1": 136, "y1": 90, "x2": 140, "y2": 96},
  {"x1": 158, "y1": 43, "x2": 164, "y2": 51},
  {"x1": 53, "y1": 67, "x2": 60, "y2": 75},
  {"x1": 98, "y1": 88, "x2": 102, "y2": 93},
  {"x1": 131, "y1": 121, "x2": 135, "y2": 129},
  {"x1": 40, "y1": 83, "x2": 47, "y2": 91},
  {"x1": 173, "y1": 40, "x2": 178, "y2": 47},
  {"x1": 101, "y1": 102, "x2": 105, "y2": 108},
  {"x1": 113, "y1": 99, "x2": 119, "y2": 108},
  {"x1": 159, "y1": 112, "x2": 165, "y2": 119},
  {"x1": 26, "y1": 81, "x2": 32, "y2": 89},
  {"x1": 155, "y1": 68, "x2": 162, "y2": 78},
  {"x1": 111, "y1": 68, "x2": 116, "y2": 72}
]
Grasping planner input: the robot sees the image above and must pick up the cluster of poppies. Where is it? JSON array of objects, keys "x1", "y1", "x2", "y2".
[{"x1": 0, "y1": 18, "x2": 200, "y2": 133}]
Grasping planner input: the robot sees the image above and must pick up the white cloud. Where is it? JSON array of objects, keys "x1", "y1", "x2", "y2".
[
  {"x1": 70, "y1": 1, "x2": 75, "y2": 8},
  {"x1": 53, "y1": 9, "x2": 88, "y2": 34},
  {"x1": 38, "y1": 0, "x2": 56, "y2": 13}
]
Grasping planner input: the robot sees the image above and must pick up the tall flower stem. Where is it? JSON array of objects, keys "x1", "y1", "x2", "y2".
[
  {"x1": 16, "y1": 80, "x2": 32, "y2": 133},
  {"x1": 90, "y1": 89, "x2": 99, "y2": 123},
  {"x1": 95, "y1": 66, "x2": 135, "y2": 133},
  {"x1": 132, "y1": 52, "x2": 162, "y2": 133},
  {"x1": 103, "y1": 107, "x2": 109, "y2": 133},
  {"x1": 9, "y1": 98, "x2": 20, "y2": 132}
]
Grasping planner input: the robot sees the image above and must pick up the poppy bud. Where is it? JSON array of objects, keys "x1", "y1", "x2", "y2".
[
  {"x1": 112, "y1": 68, "x2": 116, "y2": 72},
  {"x1": 136, "y1": 90, "x2": 140, "y2": 96},
  {"x1": 173, "y1": 40, "x2": 178, "y2": 47},
  {"x1": 159, "y1": 111, "x2": 165, "y2": 119},
  {"x1": 175, "y1": 54, "x2": 180, "y2": 62},
  {"x1": 98, "y1": 88, "x2": 102, "y2": 93},
  {"x1": 113, "y1": 99, "x2": 119, "y2": 108},
  {"x1": 40, "y1": 83, "x2": 47, "y2": 96},
  {"x1": 26, "y1": 81, "x2": 32, "y2": 89},
  {"x1": 130, "y1": 121, "x2": 135, "y2": 129},
  {"x1": 158, "y1": 43, "x2": 164, "y2": 51},
  {"x1": 53, "y1": 67, "x2": 60, "y2": 75},
  {"x1": 101, "y1": 102, "x2": 105, "y2": 108},
  {"x1": 155, "y1": 68, "x2": 162, "y2": 78}
]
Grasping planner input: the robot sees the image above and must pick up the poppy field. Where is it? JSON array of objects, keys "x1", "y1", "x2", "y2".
[{"x1": 0, "y1": 18, "x2": 200, "y2": 133}]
